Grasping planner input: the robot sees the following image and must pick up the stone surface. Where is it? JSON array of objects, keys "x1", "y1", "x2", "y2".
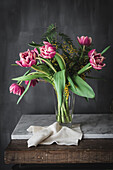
[{"x1": 11, "y1": 114, "x2": 113, "y2": 139}]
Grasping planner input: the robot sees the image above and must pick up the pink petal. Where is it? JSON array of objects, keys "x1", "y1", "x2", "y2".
[
  {"x1": 88, "y1": 49, "x2": 96, "y2": 58},
  {"x1": 16, "y1": 61, "x2": 23, "y2": 67},
  {"x1": 21, "y1": 60, "x2": 29, "y2": 67},
  {"x1": 43, "y1": 41, "x2": 52, "y2": 46},
  {"x1": 80, "y1": 36, "x2": 85, "y2": 45},
  {"x1": 49, "y1": 52, "x2": 56, "y2": 58},
  {"x1": 77, "y1": 36, "x2": 80, "y2": 43},
  {"x1": 84, "y1": 36, "x2": 90, "y2": 46},
  {"x1": 89, "y1": 37, "x2": 92, "y2": 44},
  {"x1": 34, "y1": 48, "x2": 39, "y2": 55},
  {"x1": 29, "y1": 60, "x2": 37, "y2": 67}
]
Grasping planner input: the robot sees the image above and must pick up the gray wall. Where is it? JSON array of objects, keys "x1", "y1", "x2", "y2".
[{"x1": 0, "y1": 0, "x2": 113, "y2": 169}]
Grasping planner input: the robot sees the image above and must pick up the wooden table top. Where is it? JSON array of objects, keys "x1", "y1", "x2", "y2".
[{"x1": 4, "y1": 139, "x2": 113, "y2": 164}]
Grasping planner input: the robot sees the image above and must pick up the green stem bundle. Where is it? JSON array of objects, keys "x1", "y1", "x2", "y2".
[{"x1": 56, "y1": 94, "x2": 72, "y2": 124}]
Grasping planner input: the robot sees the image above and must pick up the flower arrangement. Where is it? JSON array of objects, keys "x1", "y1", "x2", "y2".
[{"x1": 9, "y1": 24, "x2": 110, "y2": 124}]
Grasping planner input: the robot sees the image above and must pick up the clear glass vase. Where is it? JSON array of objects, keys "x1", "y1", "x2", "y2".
[{"x1": 54, "y1": 90, "x2": 75, "y2": 127}]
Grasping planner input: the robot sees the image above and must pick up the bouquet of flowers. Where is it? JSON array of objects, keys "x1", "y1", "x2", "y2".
[{"x1": 9, "y1": 24, "x2": 110, "y2": 124}]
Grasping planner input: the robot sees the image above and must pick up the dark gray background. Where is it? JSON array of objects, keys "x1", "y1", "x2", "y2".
[{"x1": 0, "y1": 0, "x2": 113, "y2": 169}]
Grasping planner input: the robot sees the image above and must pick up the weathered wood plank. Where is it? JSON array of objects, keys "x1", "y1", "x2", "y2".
[{"x1": 4, "y1": 139, "x2": 113, "y2": 164}]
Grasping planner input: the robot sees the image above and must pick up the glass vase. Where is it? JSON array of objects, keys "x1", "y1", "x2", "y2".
[{"x1": 54, "y1": 90, "x2": 75, "y2": 127}]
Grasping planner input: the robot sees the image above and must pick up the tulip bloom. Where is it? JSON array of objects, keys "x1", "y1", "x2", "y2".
[
  {"x1": 25, "y1": 79, "x2": 38, "y2": 87},
  {"x1": 88, "y1": 49, "x2": 106, "y2": 70},
  {"x1": 40, "y1": 41, "x2": 56, "y2": 59},
  {"x1": 34, "y1": 48, "x2": 39, "y2": 55},
  {"x1": 16, "y1": 49, "x2": 37, "y2": 67},
  {"x1": 77, "y1": 36, "x2": 92, "y2": 46},
  {"x1": 9, "y1": 83, "x2": 25, "y2": 96}
]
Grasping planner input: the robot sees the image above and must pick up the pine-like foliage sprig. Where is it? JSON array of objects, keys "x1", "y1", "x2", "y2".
[{"x1": 42, "y1": 24, "x2": 57, "y2": 42}]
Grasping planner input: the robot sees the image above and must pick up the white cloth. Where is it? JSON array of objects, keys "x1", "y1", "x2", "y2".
[{"x1": 27, "y1": 122, "x2": 83, "y2": 148}]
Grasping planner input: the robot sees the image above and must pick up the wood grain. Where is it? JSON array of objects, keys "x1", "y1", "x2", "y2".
[{"x1": 4, "y1": 139, "x2": 113, "y2": 164}]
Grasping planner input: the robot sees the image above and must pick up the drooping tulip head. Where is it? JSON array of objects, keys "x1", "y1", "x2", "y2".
[
  {"x1": 25, "y1": 79, "x2": 38, "y2": 87},
  {"x1": 9, "y1": 83, "x2": 25, "y2": 96},
  {"x1": 88, "y1": 49, "x2": 106, "y2": 70}
]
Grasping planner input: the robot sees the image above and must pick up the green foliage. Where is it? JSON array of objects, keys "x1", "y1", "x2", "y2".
[
  {"x1": 77, "y1": 63, "x2": 91, "y2": 75},
  {"x1": 36, "y1": 58, "x2": 57, "y2": 73},
  {"x1": 41, "y1": 77, "x2": 53, "y2": 84},
  {"x1": 32, "y1": 64, "x2": 54, "y2": 76},
  {"x1": 17, "y1": 69, "x2": 32, "y2": 84},
  {"x1": 28, "y1": 42, "x2": 42, "y2": 54},
  {"x1": 11, "y1": 64, "x2": 18, "y2": 66},
  {"x1": 101, "y1": 46, "x2": 110, "y2": 55},
  {"x1": 10, "y1": 24, "x2": 109, "y2": 104},
  {"x1": 12, "y1": 73, "x2": 46, "y2": 81},
  {"x1": 68, "y1": 75, "x2": 95, "y2": 98},
  {"x1": 55, "y1": 53, "x2": 66, "y2": 71},
  {"x1": 42, "y1": 24, "x2": 57, "y2": 42},
  {"x1": 54, "y1": 70, "x2": 66, "y2": 106},
  {"x1": 17, "y1": 81, "x2": 31, "y2": 104},
  {"x1": 28, "y1": 43, "x2": 42, "y2": 48}
]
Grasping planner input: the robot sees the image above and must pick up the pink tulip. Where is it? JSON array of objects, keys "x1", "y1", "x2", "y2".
[
  {"x1": 9, "y1": 83, "x2": 25, "y2": 96},
  {"x1": 16, "y1": 49, "x2": 37, "y2": 67},
  {"x1": 40, "y1": 41, "x2": 56, "y2": 59},
  {"x1": 34, "y1": 48, "x2": 39, "y2": 55},
  {"x1": 88, "y1": 49, "x2": 106, "y2": 70},
  {"x1": 25, "y1": 79, "x2": 38, "y2": 87},
  {"x1": 77, "y1": 36, "x2": 92, "y2": 46}
]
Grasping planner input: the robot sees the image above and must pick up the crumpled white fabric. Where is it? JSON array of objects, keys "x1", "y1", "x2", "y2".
[{"x1": 27, "y1": 122, "x2": 82, "y2": 148}]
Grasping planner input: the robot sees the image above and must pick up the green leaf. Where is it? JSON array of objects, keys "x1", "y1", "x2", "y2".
[
  {"x1": 33, "y1": 64, "x2": 50, "y2": 74},
  {"x1": 78, "y1": 63, "x2": 92, "y2": 75},
  {"x1": 28, "y1": 42, "x2": 41, "y2": 54},
  {"x1": 11, "y1": 64, "x2": 18, "y2": 66},
  {"x1": 42, "y1": 24, "x2": 57, "y2": 42},
  {"x1": 55, "y1": 53, "x2": 66, "y2": 70},
  {"x1": 32, "y1": 64, "x2": 53, "y2": 76},
  {"x1": 67, "y1": 76, "x2": 77, "y2": 92},
  {"x1": 36, "y1": 58, "x2": 57, "y2": 73},
  {"x1": 54, "y1": 70, "x2": 66, "y2": 106},
  {"x1": 76, "y1": 40, "x2": 82, "y2": 50},
  {"x1": 12, "y1": 73, "x2": 46, "y2": 81},
  {"x1": 24, "y1": 69, "x2": 32, "y2": 76},
  {"x1": 85, "y1": 97, "x2": 89, "y2": 102},
  {"x1": 28, "y1": 43, "x2": 42, "y2": 48},
  {"x1": 17, "y1": 69, "x2": 32, "y2": 84},
  {"x1": 42, "y1": 77, "x2": 53, "y2": 84},
  {"x1": 36, "y1": 47, "x2": 40, "y2": 54},
  {"x1": 46, "y1": 37, "x2": 51, "y2": 43},
  {"x1": 101, "y1": 46, "x2": 110, "y2": 55},
  {"x1": 17, "y1": 81, "x2": 31, "y2": 104},
  {"x1": 68, "y1": 75, "x2": 95, "y2": 98}
]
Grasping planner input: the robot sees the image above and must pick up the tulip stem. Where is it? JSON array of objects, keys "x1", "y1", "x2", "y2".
[
  {"x1": 18, "y1": 81, "x2": 22, "y2": 86},
  {"x1": 36, "y1": 57, "x2": 57, "y2": 73},
  {"x1": 85, "y1": 65, "x2": 92, "y2": 72},
  {"x1": 46, "y1": 37, "x2": 51, "y2": 43},
  {"x1": 31, "y1": 66, "x2": 50, "y2": 76},
  {"x1": 83, "y1": 45, "x2": 85, "y2": 52},
  {"x1": 80, "y1": 45, "x2": 85, "y2": 62}
]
